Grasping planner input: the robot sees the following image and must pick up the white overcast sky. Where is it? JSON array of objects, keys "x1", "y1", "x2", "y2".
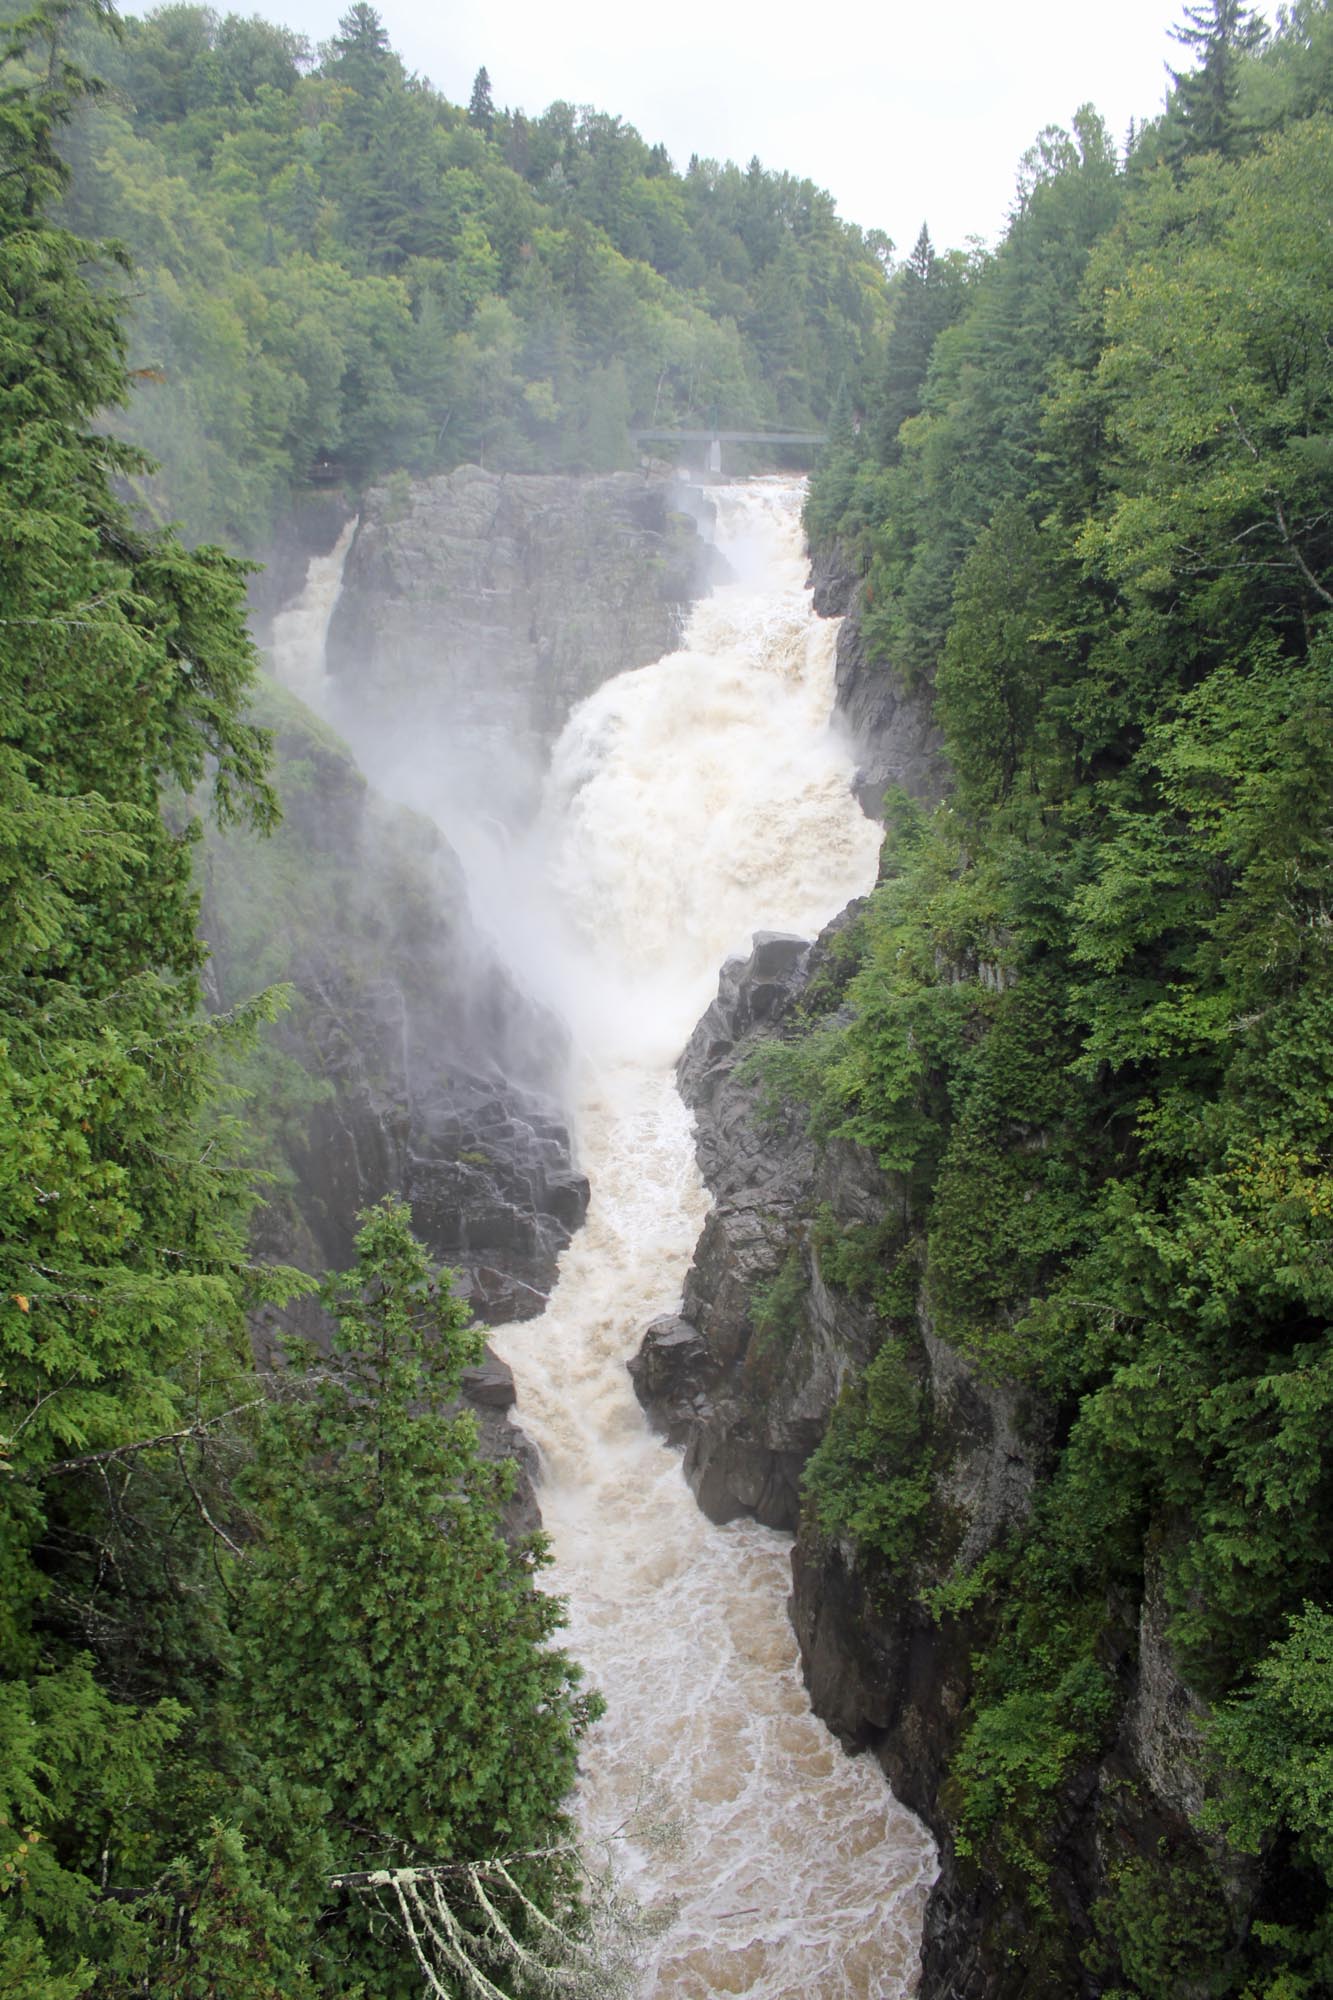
[{"x1": 261, "y1": 0, "x2": 1255, "y2": 254}]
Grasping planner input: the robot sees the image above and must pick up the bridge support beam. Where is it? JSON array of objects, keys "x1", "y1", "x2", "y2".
[{"x1": 707, "y1": 436, "x2": 722, "y2": 475}]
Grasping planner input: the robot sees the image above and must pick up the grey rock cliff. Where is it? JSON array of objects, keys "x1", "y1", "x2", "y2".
[
  {"x1": 325, "y1": 465, "x2": 717, "y2": 821},
  {"x1": 206, "y1": 687, "x2": 589, "y2": 1337},
  {"x1": 807, "y1": 544, "x2": 947, "y2": 820},
  {"x1": 630, "y1": 920, "x2": 892, "y2": 1530}
]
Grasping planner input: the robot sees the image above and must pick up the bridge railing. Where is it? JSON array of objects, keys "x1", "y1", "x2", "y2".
[
  {"x1": 632, "y1": 430, "x2": 826, "y2": 445},
  {"x1": 632, "y1": 428, "x2": 826, "y2": 474}
]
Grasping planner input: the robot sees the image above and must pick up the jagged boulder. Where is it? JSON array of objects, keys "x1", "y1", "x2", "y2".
[{"x1": 629, "y1": 916, "x2": 883, "y2": 1530}]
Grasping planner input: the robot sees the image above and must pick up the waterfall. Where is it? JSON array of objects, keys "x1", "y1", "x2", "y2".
[
  {"x1": 490, "y1": 480, "x2": 936, "y2": 1998},
  {"x1": 269, "y1": 514, "x2": 358, "y2": 700},
  {"x1": 272, "y1": 478, "x2": 936, "y2": 1995}
]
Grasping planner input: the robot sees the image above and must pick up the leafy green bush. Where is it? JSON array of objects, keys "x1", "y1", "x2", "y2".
[{"x1": 803, "y1": 1338, "x2": 933, "y2": 1566}]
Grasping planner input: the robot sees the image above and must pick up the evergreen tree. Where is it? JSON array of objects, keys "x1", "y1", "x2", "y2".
[
  {"x1": 467, "y1": 62, "x2": 494, "y2": 137},
  {"x1": 826, "y1": 375, "x2": 855, "y2": 454},
  {"x1": 869, "y1": 224, "x2": 962, "y2": 462},
  {"x1": 1167, "y1": 0, "x2": 1268, "y2": 158},
  {"x1": 327, "y1": 2, "x2": 392, "y2": 102},
  {"x1": 0, "y1": 5, "x2": 295, "y2": 1989},
  {"x1": 237, "y1": 1199, "x2": 601, "y2": 1997}
]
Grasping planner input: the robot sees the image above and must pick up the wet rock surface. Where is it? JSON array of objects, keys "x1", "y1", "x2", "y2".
[
  {"x1": 835, "y1": 607, "x2": 948, "y2": 821},
  {"x1": 326, "y1": 465, "x2": 719, "y2": 820},
  {"x1": 806, "y1": 548, "x2": 948, "y2": 821},
  {"x1": 630, "y1": 917, "x2": 884, "y2": 1532},
  {"x1": 461, "y1": 1352, "x2": 542, "y2": 1540},
  {"x1": 208, "y1": 702, "x2": 588, "y2": 1330}
]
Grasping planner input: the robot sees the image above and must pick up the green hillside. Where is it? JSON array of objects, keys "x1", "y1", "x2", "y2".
[
  {"x1": 56, "y1": 0, "x2": 891, "y2": 544},
  {"x1": 790, "y1": 4, "x2": 1333, "y2": 1988}
]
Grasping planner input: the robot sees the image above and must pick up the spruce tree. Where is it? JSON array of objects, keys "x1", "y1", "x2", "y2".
[
  {"x1": 1167, "y1": 0, "x2": 1267, "y2": 159},
  {"x1": 468, "y1": 63, "x2": 495, "y2": 137},
  {"x1": 0, "y1": 4, "x2": 293, "y2": 1990},
  {"x1": 869, "y1": 223, "x2": 962, "y2": 462}
]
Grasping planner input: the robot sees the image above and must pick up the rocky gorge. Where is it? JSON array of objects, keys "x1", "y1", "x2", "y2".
[
  {"x1": 224, "y1": 467, "x2": 716, "y2": 1324},
  {"x1": 209, "y1": 470, "x2": 715, "y2": 1503},
  {"x1": 233, "y1": 470, "x2": 1238, "y2": 1993}
]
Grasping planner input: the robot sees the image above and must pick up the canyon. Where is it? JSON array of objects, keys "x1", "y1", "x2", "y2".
[{"x1": 237, "y1": 467, "x2": 1228, "y2": 1999}]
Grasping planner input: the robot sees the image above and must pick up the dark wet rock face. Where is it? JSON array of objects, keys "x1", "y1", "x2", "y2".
[
  {"x1": 460, "y1": 1352, "x2": 542, "y2": 1539},
  {"x1": 630, "y1": 920, "x2": 885, "y2": 1532},
  {"x1": 834, "y1": 609, "x2": 947, "y2": 822},
  {"x1": 208, "y1": 707, "x2": 588, "y2": 1337},
  {"x1": 221, "y1": 722, "x2": 577, "y2": 1538},
  {"x1": 247, "y1": 492, "x2": 352, "y2": 635},
  {"x1": 806, "y1": 546, "x2": 947, "y2": 821}
]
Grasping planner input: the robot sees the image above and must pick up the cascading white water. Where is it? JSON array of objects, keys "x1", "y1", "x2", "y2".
[
  {"x1": 488, "y1": 481, "x2": 936, "y2": 1998},
  {"x1": 270, "y1": 479, "x2": 936, "y2": 1995},
  {"x1": 269, "y1": 515, "x2": 358, "y2": 700}
]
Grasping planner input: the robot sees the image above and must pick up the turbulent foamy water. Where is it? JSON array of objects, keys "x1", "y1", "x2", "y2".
[
  {"x1": 269, "y1": 514, "x2": 357, "y2": 701},
  {"x1": 489, "y1": 482, "x2": 936, "y2": 1997},
  {"x1": 274, "y1": 478, "x2": 936, "y2": 1996}
]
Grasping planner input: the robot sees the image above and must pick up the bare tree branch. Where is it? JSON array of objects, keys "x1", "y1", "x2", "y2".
[
  {"x1": 172, "y1": 1437, "x2": 244, "y2": 1561},
  {"x1": 43, "y1": 1400, "x2": 267, "y2": 1477},
  {"x1": 1228, "y1": 404, "x2": 1333, "y2": 607}
]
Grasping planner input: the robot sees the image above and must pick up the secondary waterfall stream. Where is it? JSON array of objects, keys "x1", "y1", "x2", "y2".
[{"x1": 275, "y1": 478, "x2": 935, "y2": 1996}]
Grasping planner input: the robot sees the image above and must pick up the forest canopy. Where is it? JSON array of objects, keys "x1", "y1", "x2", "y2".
[
  {"x1": 794, "y1": 1, "x2": 1333, "y2": 1990},
  {"x1": 39, "y1": 0, "x2": 895, "y2": 545}
]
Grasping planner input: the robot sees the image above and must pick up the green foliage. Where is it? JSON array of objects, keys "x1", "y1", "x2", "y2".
[
  {"x1": 937, "y1": 501, "x2": 1076, "y2": 808},
  {"x1": 236, "y1": 1197, "x2": 601, "y2": 1996},
  {"x1": 1164, "y1": 0, "x2": 1269, "y2": 162},
  {"x1": 812, "y1": 1205, "x2": 916, "y2": 1319},
  {"x1": 746, "y1": 1247, "x2": 807, "y2": 1386},
  {"x1": 952, "y1": 1659, "x2": 1113, "y2": 1892},
  {"x1": 790, "y1": 18, "x2": 1333, "y2": 1981},
  {"x1": 1089, "y1": 1837, "x2": 1237, "y2": 1998},
  {"x1": 0, "y1": 7, "x2": 324, "y2": 1985},
  {"x1": 1209, "y1": 1604, "x2": 1333, "y2": 1880},
  {"x1": 813, "y1": 105, "x2": 1121, "y2": 690},
  {"x1": 803, "y1": 1337, "x2": 933, "y2": 1566},
  {"x1": 45, "y1": 3, "x2": 893, "y2": 545}
]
